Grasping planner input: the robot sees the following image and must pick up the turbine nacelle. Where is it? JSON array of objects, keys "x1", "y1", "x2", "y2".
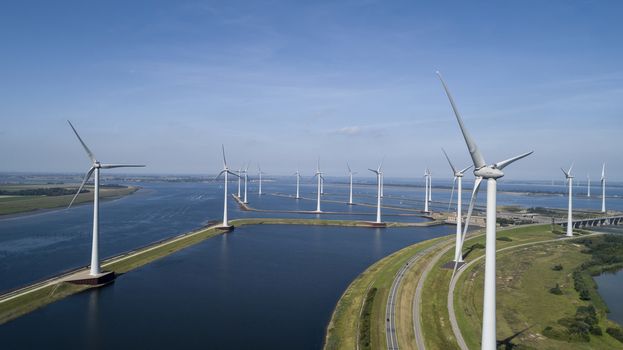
[{"x1": 474, "y1": 166, "x2": 504, "y2": 179}]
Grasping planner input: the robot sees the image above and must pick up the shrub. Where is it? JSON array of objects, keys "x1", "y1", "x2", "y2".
[
  {"x1": 551, "y1": 264, "x2": 563, "y2": 271},
  {"x1": 497, "y1": 236, "x2": 512, "y2": 242},
  {"x1": 549, "y1": 283, "x2": 563, "y2": 295}
]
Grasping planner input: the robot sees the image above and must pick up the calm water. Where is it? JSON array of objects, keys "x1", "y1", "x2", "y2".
[
  {"x1": 594, "y1": 270, "x2": 623, "y2": 326},
  {"x1": 0, "y1": 224, "x2": 450, "y2": 349}
]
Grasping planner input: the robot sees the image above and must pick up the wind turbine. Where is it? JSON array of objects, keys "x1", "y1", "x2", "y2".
[
  {"x1": 314, "y1": 159, "x2": 323, "y2": 213},
  {"x1": 601, "y1": 163, "x2": 606, "y2": 212},
  {"x1": 216, "y1": 145, "x2": 239, "y2": 228},
  {"x1": 368, "y1": 160, "x2": 384, "y2": 223},
  {"x1": 442, "y1": 148, "x2": 472, "y2": 263},
  {"x1": 294, "y1": 169, "x2": 301, "y2": 199},
  {"x1": 561, "y1": 163, "x2": 574, "y2": 237},
  {"x1": 423, "y1": 169, "x2": 430, "y2": 212},
  {"x1": 437, "y1": 71, "x2": 533, "y2": 350},
  {"x1": 237, "y1": 167, "x2": 242, "y2": 198},
  {"x1": 66, "y1": 120, "x2": 145, "y2": 276},
  {"x1": 257, "y1": 165, "x2": 265, "y2": 196},
  {"x1": 347, "y1": 162, "x2": 357, "y2": 205},
  {"x1": 242, "y1": 163, "x2": 249, "y2": 204},
  {"x1": 587, "y1": 174, "x2": 590, "y2": 197}
]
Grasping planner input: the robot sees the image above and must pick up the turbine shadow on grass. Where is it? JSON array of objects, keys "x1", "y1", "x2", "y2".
[{"x1": 496, "y1": 326, "x2": 532, "y2": 349}]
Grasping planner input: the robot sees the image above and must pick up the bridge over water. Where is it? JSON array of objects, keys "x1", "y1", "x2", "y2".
[{"x1": 558, "y1": 215, "x2": 623, "y2": 229}]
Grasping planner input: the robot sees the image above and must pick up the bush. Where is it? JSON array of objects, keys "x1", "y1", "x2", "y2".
[
  {"x1": 359, "y1": 287, "x2": 377, "y2": 350},
  {"x1": 497, "y1": 236, "x2": 513, "y2": 242},
  {"x1": 470, "y1": 243, "x2": 485, "y2": 250},
  {"x1": 549, "y1": 283, "x2": 563, "y2": 295},
  {"x1": 551, "y1": 264, "x2": 563, "y2": 271}
]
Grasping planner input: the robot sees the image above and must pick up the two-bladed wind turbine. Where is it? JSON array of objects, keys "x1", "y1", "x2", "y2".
[
  {"x1": 347, "y1": 162, "x2": 357, "y2": 205},
  {"x1": 368, "y1": 159, "x2": 384, "y2": 223},
  {"x1": 216, "y1": 145, "x2": 239, "y2": 228},
  {"x1": 294, "y1": 169, "x2": 301, "y2": 199},
  {"x1": 438, "y1": 71, "x2": 533, "y2": 350},
  {"x1": 561, "y1": 163, "x2": 574, "y2": 237},
  {"x1": 67, "y1": 121, "x2": 145, "y2": 276},
  {"x1": 242, "y1": 163, "x2": 249, "y2": 204},
  {"x1": 442, "y1": 148, "x2": 472, "y2": 263},
  {"x1": 601, "y1": 163, "x2": 606, "y2": 212},
  {"x1": 314, "y1": 159, "x2": 323, "y2": 213}
]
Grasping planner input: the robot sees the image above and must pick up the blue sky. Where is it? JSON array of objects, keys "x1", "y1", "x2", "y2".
[{"x1": 1, "y1": 1, "x2": 621, "y2": 181}]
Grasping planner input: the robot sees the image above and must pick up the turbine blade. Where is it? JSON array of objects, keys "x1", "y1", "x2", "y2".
[
  {"x1": 568, "y1": 162, "x2": 574, "y2": 175},
  {"x1": 99, "y1": 164, "x2": 145, "y2": 169},
  {"x1": 452, "y1": 176, "x2": 483, "y2": 279},
  {"x1": 346, "y1": 162, "x2": 351, "y2": 173},
  {"x1": 441, "y1": 148, "x2": 457, "y2": 174},
  {"x1": 459, "y1": 164, "x2": 473, "y2": 174},
  {"x1": 67, "y1": 167, "x2": 95, "y2": 208},
  {"x1": 227, "y1": 170, "x2": 240, "y2": 178},
  {"x1": 67, "y1": 120, "x2": 97, "y2": 163},
  {"x1": 436, "y1": 72, "x2": 487, "y2": 169},
  {"x1": 368, "y1": 168, "x2": 379, "y2": 174},
  {"x1": 214, "y1": 169, "x2": 227, "y2": 181},
  {"x1": 602, "y1": 163, "x2": 605, "y2": 180},
  {"x1": 493, "y1": 151, "x2": 533, "y2": 170},
  {"x1": 222, "y1": 145, "x2": 227, "y2": 168},
  {"x1": 448, "y1": 176, "x2": 456, "y2": 212},
  {"x1": 561, "y1": 168, "x2": 569, "y2": 178},
  {"x1": 378, "y1": 156, "x2": 385, "y2": 172}
]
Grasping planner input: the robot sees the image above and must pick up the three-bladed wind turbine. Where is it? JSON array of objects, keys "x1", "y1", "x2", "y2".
[
  {"x1": 601, "y1": 163, "x2": 606, "y2": 212},
  {"x1": 423, "y1": 168, "x2": 430, "y2": 212},
  {"x1": 314, "y1": 159, "x2": 323, "y2": 213},
  {"x1": 257, "y1": 165, "x2": 265, "y2": 196},
  {"x1": 242, "y1": 163, "x2": 249, "y2": 204},
  {"x1": 347, "y1": 162, "x2": 357, "y2": 205},
  {"x1": 437, "y1": 71, "x2": 533, "y2": 350},
  {"x1": 561, "y1": 163, "x2": 574, "y2": 237},
  {"x1": 216, "y1": 145, "x2": 239, "y2": 228},
  {"x1": 442, "y1": 148, "x2": 473, "y2": 263},
  {"x1": 67, "y1": 121, "x2": 145, "y2": 276},
  {"x1": 586, "y1": 174, "x2": 590, "y2": 197},
  {"x1": 368, "y1": 159, "x2": 384, "y2": 223},
  {"x1": 294, "y1": 169, "x2": 301, "y2": 199}
]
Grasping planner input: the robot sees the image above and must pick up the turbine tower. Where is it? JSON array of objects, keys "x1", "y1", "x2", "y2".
[
  {"x1": 257, "y1": 165, "x2": 265, "y2": 196},
  {"x1": 294, "y1": 169, "x2": 301, "y2": 199},
  {"x1": 423, "y1": 169, "x2": 430, "y2": 212},
  {"x1": 314, "y1": 159, "x2": 323, "y2": 213},
  {"x1": 242, "y1": 163, "x2": 249, "y2": 204},
  {"x1": 380, "y1": 172, "x2": 384, "y2": 198},
  {"x1": 438, "y1": 72, "x2": 532, "y2": 350},
  {"x1": 587, "y1": 174, "x2": 590, "y2": 197},
  {"x1": 561, "y1": 163, "x2": 574, "y2": 237},
  {"x1": 67, "y1": 121, "x2": 145, "y2": 276},
  {"x1": 368, "y1": 159, "x2": 384, "y2": 223},
  {"x1": 237, "y1": 167, "x2": 242, "y2": 198},
  {"x1": 428, "y1": 169, "x2": 432, "y2": 202},
  {"x1": 347, "y1": 162, "x2": 356, "y2": 205},
  {"x1": 442, "y1": 148, "x2": 472, "y2": 263},
  {"x1": 216, "y1": 145, "x2": 239, "y2": 228},
  {"x1": 601, "y1": 163, "x2": 606, "y2": 212}
]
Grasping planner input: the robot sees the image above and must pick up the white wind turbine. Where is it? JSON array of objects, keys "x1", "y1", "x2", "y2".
[
  {"x1": 314, "y1": 159, "x2": 323, "y2": 213},
  {"x1": 294, "y1": 169, "x2": 301, "y2": 199},
  {"x1": 423, "y1": 168, "x2": 430, "y2": 212},
  {"x1": 587, "y1": 174, "x2": 591, "y2": 198},
  {"x1": 437, "y1": 72, "x2": 533, "y2": 350},
  {"x1": 347, "y1": 162, "x2": 357, "y2": 205},
  {"x1": 442, "y1": 148, "x2": 472, "y2": 264},
  {"x1": 561, "y1": 163, "x2": 574, "y2": 237},
  {"x1": 242, "y1": 163, "x2": 249, "y2": 204},
  {"x1": 216, "y1": 145, "x2": 239, "y2": 228},
  {"x1": 67, "y1": 121, "x2": 145, "y2": 276},
  {"x1": 368, "y1": 160, "x2": 384, "y2": 223},
  {"x1": 257, "y1": 165, "x2": 265, "y2": 196},
  {"x1": 601, "y1": 163, "x2": 606, "y2": 213}
]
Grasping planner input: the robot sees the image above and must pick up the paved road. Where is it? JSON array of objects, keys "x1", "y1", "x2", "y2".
[{"x1": 447, "y1": 233, "x2": 604, "y2": 350}]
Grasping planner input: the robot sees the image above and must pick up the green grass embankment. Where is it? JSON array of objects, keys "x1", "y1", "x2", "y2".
[
  {"x1": 323, "y1": 236, "x2": 450, "y2": 350},
  {"x1": 0, "y1": 185, "x2": 139, "y2": 216}
]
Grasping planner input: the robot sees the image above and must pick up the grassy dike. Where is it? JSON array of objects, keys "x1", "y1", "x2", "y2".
[
  {"x1": 451, "y1": 227, "x2": 623, "y2": 349},
  {"x1": 323, "y1": 235, "x2": 453, "y2": 350},
  {"x1": 0, "y1": 217, "x2": 424, "y2": 325}
]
